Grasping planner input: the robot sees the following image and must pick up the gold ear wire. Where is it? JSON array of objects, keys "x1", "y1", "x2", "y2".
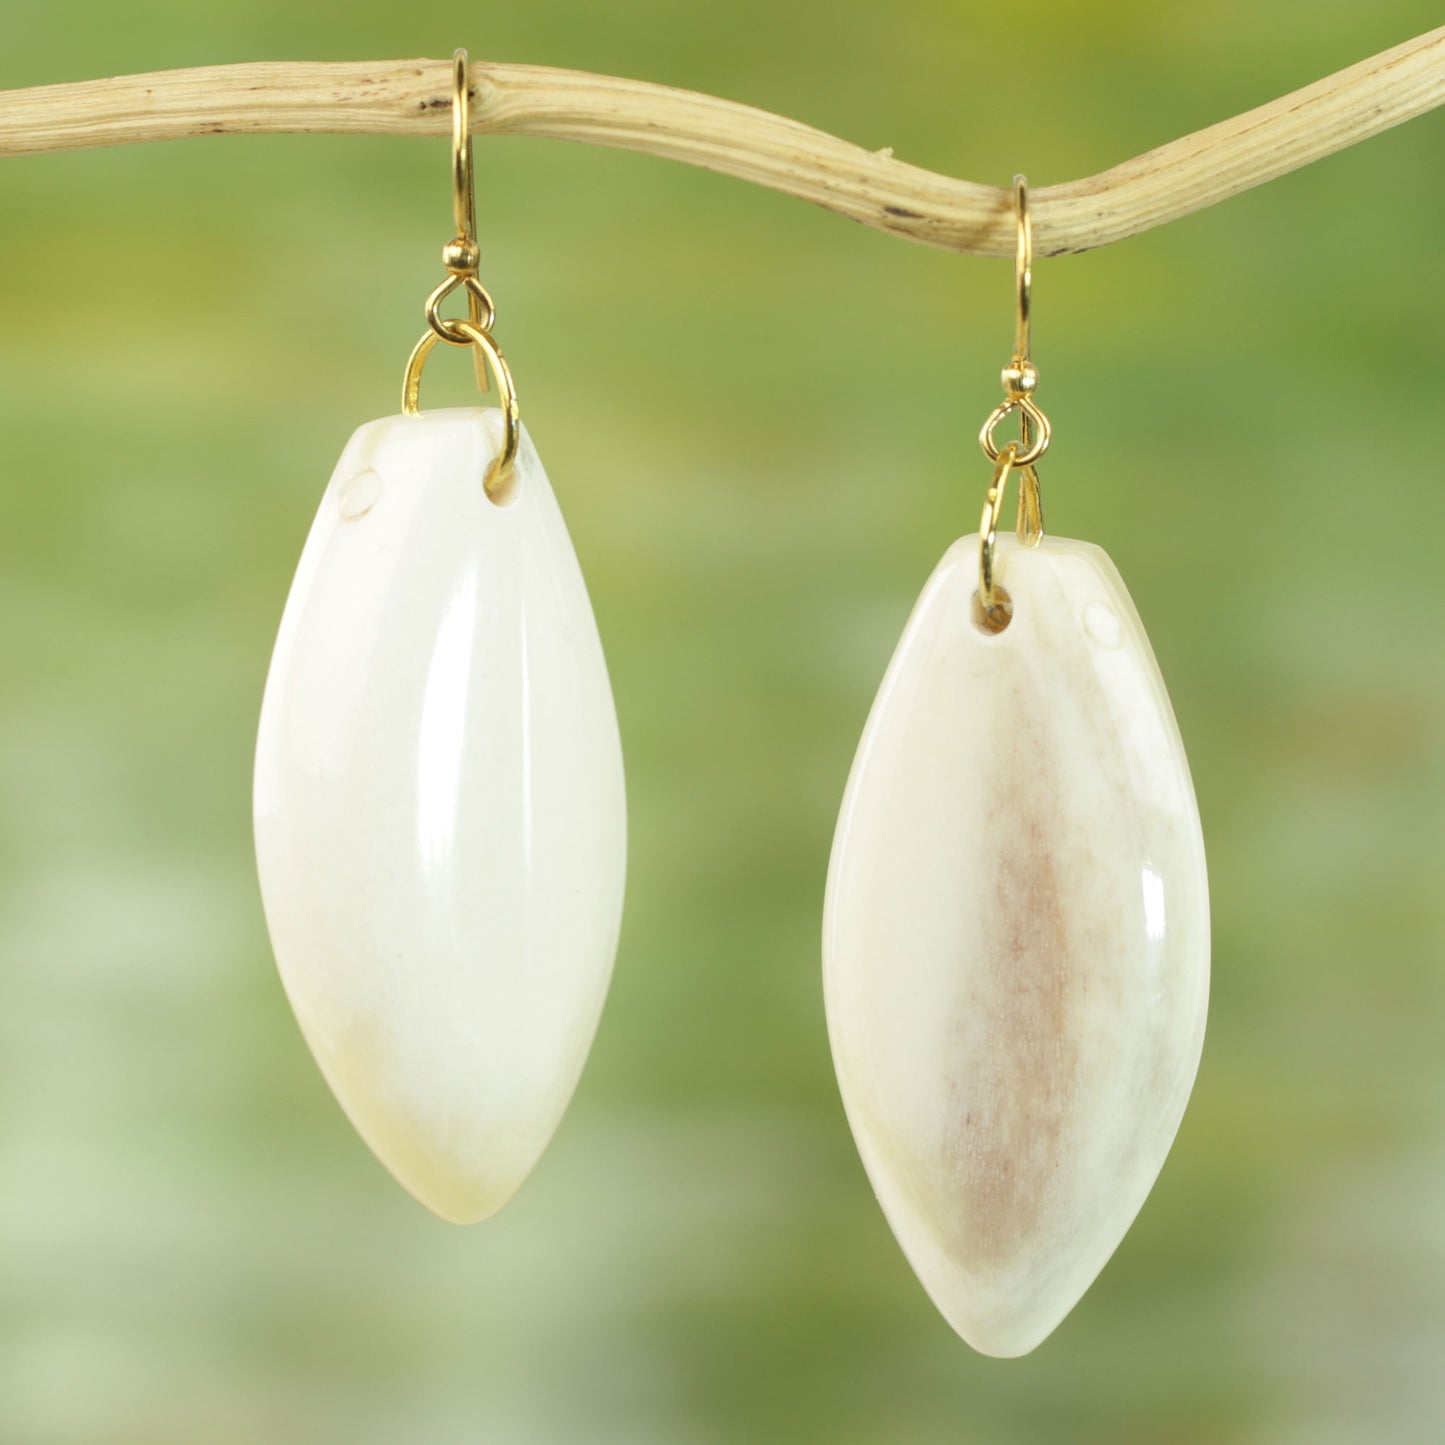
[
  {"x1": 1013, "y1": 174, "x2": 1031, "y2": 366},
  {"x1": 976, "y1": 176, "x2": 1048, "y2": 632},
  {"x1": 450, "y1": 48, "x2": 477, "y2": 254},
  {"x1": 400, "y1": 47, "x2": 521, "y2": 499},
  {"x1": 979, "y1": 176, "x2": 1050, "y2": 470}
]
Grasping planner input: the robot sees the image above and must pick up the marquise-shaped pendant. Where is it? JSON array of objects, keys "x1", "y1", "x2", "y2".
[
  {"x1": 823, "y1": 533, "x2": 1208, "y2": 1356},
  {"x1": 254, "y1": 407, "x2": 626, "y2": 1224}
]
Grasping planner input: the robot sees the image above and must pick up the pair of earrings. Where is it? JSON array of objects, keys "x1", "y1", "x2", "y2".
[{"x1": 253, "y1": 53, "x2": 1209, "y2": 1359}]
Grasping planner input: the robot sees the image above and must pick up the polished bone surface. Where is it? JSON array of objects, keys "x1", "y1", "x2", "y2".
[
  {"x1": 824, "y1": 534, "x2": 1208, "y2": 1356},
  {"x1": 255, "y1": 408, "x2": 626, "y2": 1224}
]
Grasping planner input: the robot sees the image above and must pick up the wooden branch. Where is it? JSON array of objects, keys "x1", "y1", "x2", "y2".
[{"x1": 1, "y1": 27, "x2": 1442, "y2": 255}]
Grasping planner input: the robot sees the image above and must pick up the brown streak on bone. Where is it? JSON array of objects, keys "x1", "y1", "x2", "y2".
[{"x1": 945, "y1": 713, "x2": 1082, "y2": 1270}]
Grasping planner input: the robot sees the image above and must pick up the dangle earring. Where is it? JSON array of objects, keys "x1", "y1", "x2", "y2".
[
  {"x1": 822, "y1": 178, "x2": 1209, "y2": 1356},
  {"x1": 253, "y1": 51, "x2": 626, "y2": 1224}
]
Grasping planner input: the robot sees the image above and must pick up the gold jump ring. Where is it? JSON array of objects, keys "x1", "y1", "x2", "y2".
[
  {"x1": 401, "y1": 318, "x2": 520, "y2": 501},
  {"x1": 977, "y1": 441, "x2": 1044, "y2": 627}
]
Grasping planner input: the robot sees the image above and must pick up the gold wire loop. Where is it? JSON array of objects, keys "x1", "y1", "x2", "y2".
[
  {"x1": 402, "y1": 318, "x2": 520, "y2": 499},
  {"x1": 977, "y1": 442, "x2": 1044, "y2": 625},
  {"x1": 425, "y1": 271, "x2": 498, "y2": 345},
  {"x1": 980, "y1": 394, "x2": 1050, "y2": 466}
]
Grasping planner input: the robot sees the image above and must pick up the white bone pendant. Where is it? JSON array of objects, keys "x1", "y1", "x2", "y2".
[
  {"x1": 254, "y1": 407, "x2": 626, "y2": 1224},
  {"x1": 823, "y1": 534, "x2": 1208, "y2": 1356}
]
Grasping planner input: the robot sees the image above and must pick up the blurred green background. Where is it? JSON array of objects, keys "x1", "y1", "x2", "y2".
[{"x1": 2, "y1": 3, "x2": 1444, "y2": 1442}]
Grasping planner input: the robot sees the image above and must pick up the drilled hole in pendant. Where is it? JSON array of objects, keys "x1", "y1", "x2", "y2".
[
  {"x1": 972, "y1": 585, "x2": 1014, "y2": 635},
  {"x1": 483, "y1": 459, "x2": 518, "y2": 507},
  {"x1": 480, "y1": 411, "x2": 520, "y2": 507}
]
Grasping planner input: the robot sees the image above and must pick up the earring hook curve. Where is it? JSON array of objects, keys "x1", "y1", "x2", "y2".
[
  {"x1": 399, "y1": 47, "x2": 522, "y2": 498},
  {"x1": 975, "y1": 174, "x2": 1048, "y2": 626},
  {"x1": 1014, "y1": 173, "x2": 1031, "y2": 365},
  {"x1": 451, "y1": 48, "x2": 477, "y2": 251}
]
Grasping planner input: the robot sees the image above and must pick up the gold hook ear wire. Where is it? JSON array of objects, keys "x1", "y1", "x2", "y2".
[
  {"x1": 450, "y1": 48, "x2": 478, "y2": 256},
  {"x1": 401, "y1": 47, "x2": 521, "y2": 500},
  {"x1": 1013, "y1": 173, "x2": 1032, "y2": 366},
  {"x1": 444, "y1": 48, "x2": 489, "y2": 392},
  {"x1": 975, "y1": 175, "x2": 1048, "y2": 631},
  {"x1": 981, "y1": 175, "x2": 1049, "y2": 466}
]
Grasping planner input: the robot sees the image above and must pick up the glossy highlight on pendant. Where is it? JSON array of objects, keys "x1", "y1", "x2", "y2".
[
  {"x1": 823, "y1": 533, "x2": 1208, "y2": 1356},
  {"x1": 254, "y1": 407, "x2": 626, "y2": 1224}
]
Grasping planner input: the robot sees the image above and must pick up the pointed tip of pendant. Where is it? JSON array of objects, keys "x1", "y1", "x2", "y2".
[
  {"x1": 927, "y1": 1277, "x2": 1082, "y2": 1358},
  {"x1": 389, "y1": 1160, "x2": 530, "y2": 1227},
  {"x1": 953, "y1": 1312, "x2": 1063, "y2": 1359},
  {"x1": 414, "y1": 1192, "x2": 510, "y2": 1228}
]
